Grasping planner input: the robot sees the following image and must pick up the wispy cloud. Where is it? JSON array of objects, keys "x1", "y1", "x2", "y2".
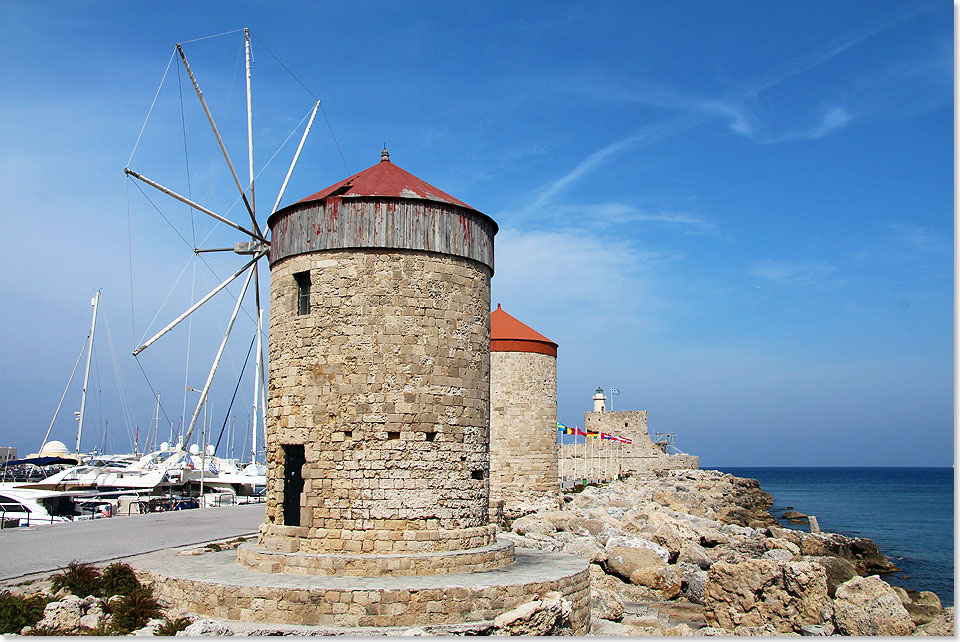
[
  {"x1": 527, "y1": 4, "x2": 926, "y2": 211},
  {"x1": 759, "y1": 106, "x2": 852, "y2": 143},
  {"x1": 749, "y1": 260, "x2": 838, "y2": 286},
  {"x1": 491, "y1": 226, "x2": 674, "y2": 340},
  {"x1": 547, "y1": 202, "x2": 718, "y2": 236}
]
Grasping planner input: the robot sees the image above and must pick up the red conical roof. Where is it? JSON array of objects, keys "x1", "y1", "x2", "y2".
[
  {"x1": 491, "y1": 304, "x2": 558, "y2": 357},
  {"x1": 293, "y1": 150, "x2": 479, "y2": 212}
]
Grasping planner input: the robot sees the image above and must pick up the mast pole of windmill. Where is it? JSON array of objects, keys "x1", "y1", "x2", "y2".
[
  {"x1": 252, "y1": 307, "x2": 263, "y2": 464},
  {"x1": 76, "y1": 289, "x2": 100, "y2": 458},
  {"x1": 245, "y1": 27, "x2": 255, "y2": 221}
]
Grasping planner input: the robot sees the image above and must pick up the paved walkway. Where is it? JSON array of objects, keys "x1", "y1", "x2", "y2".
[{"x1": 0, "y1": 504, "x2": 264, "y2": 581}]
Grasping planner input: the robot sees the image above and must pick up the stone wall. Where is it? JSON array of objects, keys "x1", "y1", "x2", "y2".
[
  {"x1": 148, "y1": 549, "x2": 590, "y2": 632},
  {"x1": 557, "y1": 441, "x2": 625, "y2": 482},
  {"x1": 262, "y1": 248, "x2": 494, "y2": 554},
  {"x1": 582, "y1": 410, "x2": 698, "y2": 474},
  {"x1": 489, "y1": 351, "x2": 558, "y2": 509}
]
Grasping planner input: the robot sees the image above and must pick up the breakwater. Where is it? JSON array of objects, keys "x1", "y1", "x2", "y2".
[{"x1": 500, "y1": 468, "x2": 953, "y2": 635}]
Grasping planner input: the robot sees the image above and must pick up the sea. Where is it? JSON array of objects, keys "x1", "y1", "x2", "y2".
[{"x1": 715, "y1": 467, "x2": 954, "y2": 607}]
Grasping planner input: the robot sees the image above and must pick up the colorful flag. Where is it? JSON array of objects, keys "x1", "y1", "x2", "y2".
[
  {"x1": 621, "y1": 437, "x2": 632, "y2": 444},
  {"x1": 611, "y1": 387, "x2": 621, "y2": 395},
  {"x1": 586, "y1": 430, "x2": 599, "y2": 438},
  {"x1": 575, "y1": 427, "x2": 587, "y2": 436}
]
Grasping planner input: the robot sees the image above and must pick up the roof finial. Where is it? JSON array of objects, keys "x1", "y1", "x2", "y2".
[
  {"x1": 496, "y1": 303, "x2": 502, "y2": 309},
  {"x1": 381, "y1": 145, "x2": 389, "y2": 162}
]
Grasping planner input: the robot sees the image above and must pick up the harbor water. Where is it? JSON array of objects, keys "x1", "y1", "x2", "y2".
[{"x1": 716, "y1": 467, "x2": 954, "y2": 606}]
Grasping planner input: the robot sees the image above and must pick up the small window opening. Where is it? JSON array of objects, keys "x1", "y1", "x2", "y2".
[
  {"x1": 625, "y1": 422, "x2": 629, "y2": 427},
  {"x1": 294, "y1": 271, "x2": 310, "y2": 315},
  {"x1": 425, "y1": 431, "x2": 436, "y2": 442},
  {"x1": 471, "y1": 469, "x2": 485, "y2": 480},
  {"x1": 388, "y1": 431, "x2": 400, "y2": 440},
  {"x1": 344, "y1": 430, "x2": 352, "y2": 439}
]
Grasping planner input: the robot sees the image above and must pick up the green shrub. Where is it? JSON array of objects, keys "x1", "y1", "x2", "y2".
[
  {"x1": 100, "y1": 562, "x2": 140, "y2": 597},
  {"x1": 108, "y1": 585, "x2": 162, "y2": 634},
  {"x1": 156, "y1": 616, "x2": 192, "y2": 636},
  {"x1": 0, "y1": 592, "x2": 50, "y2": 634},
  {"x1": 49, "y1": 560, "x2": 101, "y2": 598}
]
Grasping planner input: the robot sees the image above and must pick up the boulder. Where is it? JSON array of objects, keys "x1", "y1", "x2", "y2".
[
  {"x1": 761, "y1": 549, "x2": 794, "y2": 562},
  {"x1": 684, "y1": 567, "x2": 709, "y2": 605},
  {"x1": 565, "y1": 517, "x2": 607, "y2": 538},
  {"x1": 132, "y1": 618, "x2": 166, "y2": 636},
  {"x1": 799, "y1": 623, "x2": 832, "y2": 636},
  {"x1": 763, "y1": 537, "x2": 801, "y2": 555},
  {"x1": 629, "y1": 564, "x2": 682, "y2": 600},
  {"x1": 699, "y1": 529, "x2": 729, "y2": 548},
  {"x1": 913, "y1": 606, "x2": 954, "y2": 636},
  {"x1": 491, "y1": 591, "x2": 573, "y2": 635},
  {"x1": 702, "y1": 559, "x2": 830, "y2": 634},
  {"x1": 590, "y1": 618, "x2": 625, "y2": 635},
  {"x1": 559, "y1": 535, "x2": 606, "y2": 564},
  {"x1": 178, "y1": 619, "x2": 235, "y2": 636},
  {"x1": 538, "y1": 510, "x2": 573, "y2": 531},
  {"x1": 678, "y1": 540, "x2": 713, "y2": 569},
  {"x1": 832, "y1": 575, "x2": 916, "y2": 636},
  {"x1": 801, "y1": 532, "x2": 899, "y2": 574},
  {"x1": 767, "y1": 525, "x2": 805, "y2": 548},
  {"x1": 606, "y1": 535, "x2": 671, "y2": 562},
  {"x1": 694, "y1": 626, "x2": 728, "y2": 636},
  {"x1": 666, "y1": 622, "x2": 695, "y2": 636},
  {"x1": 892, "y1": 586, "x2": 942, "y2": 626},
  {"x1": 782, "y1": 510, "x2": 807, "y2": 520},
  {"x1": 605, "y1": 545, "x2": 664, "y2": 582},
  {"x1": 801, "y1": 555, "x2": 857, "y2": 598},
  {"x1": 732, "y1": 622, "x2": 779, "y2": 636},
  {"x1": 511, "y1": 514, "x2": 556, "y2": 536},
  {"x1": 37, "y1": 595, "x2": 84, "y2": 633},
  {"x1": 590, "y1": 584, "x2": 624, "y2": 622},
  {"x1": 589, "y1": 562, "x2": 663, "y2": 603},
  {"x1": 652, "y1": 522, "x2": 684, "y2": 559}
]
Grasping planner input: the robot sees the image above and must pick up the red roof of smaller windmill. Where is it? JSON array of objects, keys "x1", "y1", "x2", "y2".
[
  {"x1": 293, "y1": 150, "x2": 478, "y2": 212},
  {"x1": 491, "y1": 304, "x2": 558, "y2": 357}
]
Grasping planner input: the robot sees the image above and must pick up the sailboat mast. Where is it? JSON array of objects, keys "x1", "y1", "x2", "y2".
[
  {"x1": 252, "y1": 308, "x2": 262, "y2": 464},
  {"x1": 75, "y1": 290, "x2": 100, "y2": 457}
]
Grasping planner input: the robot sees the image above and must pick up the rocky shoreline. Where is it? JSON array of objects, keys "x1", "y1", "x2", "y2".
[
  {"x1": 2, "y1": 468, "x2": 952, "y2": 636},
  {"x1": 500, "y1": 468, "x2": 953, "y2": 636}
]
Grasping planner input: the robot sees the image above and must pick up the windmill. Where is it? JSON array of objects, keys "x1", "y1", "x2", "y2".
[{"x1": 123, "y1": 28, "x2": 326, "y2": 463}]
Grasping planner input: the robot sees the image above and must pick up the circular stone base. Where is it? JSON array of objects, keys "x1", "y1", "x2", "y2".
[
  {"x1": 132, "y1": 543, "x2": 590, "y2": 632},
  {"x1": 236, "y1": 538, "x2": 515, "y2": 576}
]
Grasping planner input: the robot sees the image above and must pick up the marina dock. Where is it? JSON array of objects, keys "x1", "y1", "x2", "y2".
[{"x1": 0, "y1": 504, "x2": 264, "y2": 582}]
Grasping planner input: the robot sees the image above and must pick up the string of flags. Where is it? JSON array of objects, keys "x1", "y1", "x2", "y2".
[{"x1": 557, "y1": 422, "x2": 632, "y2": 444}]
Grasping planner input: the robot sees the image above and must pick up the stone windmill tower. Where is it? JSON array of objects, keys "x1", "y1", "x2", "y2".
[
  {"x1": 139, "y1": 149, "x2": 591, "y2": 632},
  {"x1": 489, "y1": 304, "x2": 560, "y2": 517},
  {"x1": 256, "y1": 148, "x2": 501, "y2": 561}
]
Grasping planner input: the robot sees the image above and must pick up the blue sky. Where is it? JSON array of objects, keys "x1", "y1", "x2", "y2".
[{"x1": 0, "y1": 2, "x2": 952, "y2": 466}]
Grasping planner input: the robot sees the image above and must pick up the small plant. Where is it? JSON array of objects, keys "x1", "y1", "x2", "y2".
[
  {"x1": 49, "y1": 560, "x2": 101, "y2": 598},
  {"x1": 204, "y1": 543, "x2": 222, "y2": 552},
  {"x1": 0, "y1": 591, "x2": 50, "y2": 634},
  {"x1": 100, "y1": 562, "x2": 141, "y2": 597},
  {"x1": 108, "y1": 585, "x2": 162, "y2": 634},
  {"x1": 156, "y1": 616, "x2": 192, "y2": 636}
]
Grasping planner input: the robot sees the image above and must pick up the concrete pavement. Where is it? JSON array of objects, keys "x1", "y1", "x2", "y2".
[{"x1": 0, "y1": 503, "x2": 264, "y2": 581}]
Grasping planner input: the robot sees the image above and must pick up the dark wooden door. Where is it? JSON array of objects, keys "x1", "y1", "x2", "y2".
[{"x1": 283, "y1": 444, "x2": 305, "y2": 526}]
